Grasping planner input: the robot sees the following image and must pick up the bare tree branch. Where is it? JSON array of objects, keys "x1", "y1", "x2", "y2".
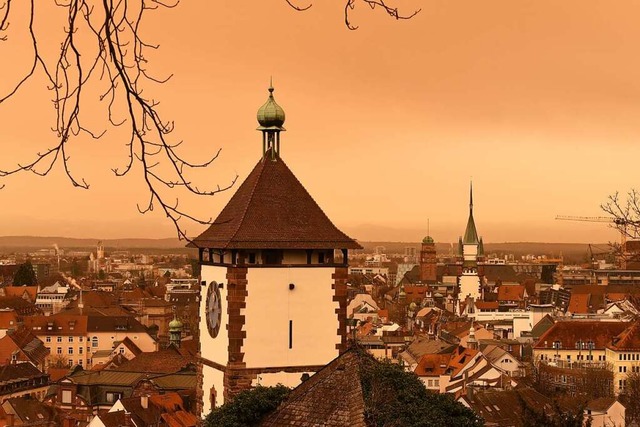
[{"x1": 0, "y1": 0, "x2": 416, "y2": 241}]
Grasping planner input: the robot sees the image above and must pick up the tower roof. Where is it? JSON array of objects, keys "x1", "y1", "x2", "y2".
[
  {"x1": 463, "y1": 183, "x2": 479, "y2": 245},
  {"x1": 189, "y1": 152, "x2": 361, "y2": 250}
]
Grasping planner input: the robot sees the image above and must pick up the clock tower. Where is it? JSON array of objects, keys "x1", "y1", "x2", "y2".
[{"x1": 190, "y1": 85, "x2": 361, "y2": 414}]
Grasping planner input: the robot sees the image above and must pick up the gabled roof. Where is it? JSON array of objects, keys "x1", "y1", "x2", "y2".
[
  {"x1": 460, "y1": 387, "x2": 556, "y2": 427},
  {"x1": 608, "y1": 320, "x2": 640, "y2": 351},
  {"x1": 3, "y1": 397, "x2": 59, "y2": 426},
  {"x1": 534, "y1": 321, "x2": 629, "y2": 350},
  {"x1": 260, "y1": 349, "x2": 367, "y2": 427},
  {"x1": 530, "y1": 314, "x2": 555, "y2": 339},
  {"x1": 414, "y1": 353, "x2": 451, "y2": 377},
  {"x1": 586, "y1": 397, "x2": 619, "y2": 412},
  {"x1": 3, "y1": 286, "x2": 38, "y2": 302},
  {"x1": 567, "y1": 293, "x2": 591, "y2": 314},
  {"x1": 24, "y1": 314, "x2": 88, "y2": 335},
  {"x1": 189, "y1": 153, "x2": 361, "y2": 250},
  {"x1": 113, "y1": 347, "x2": 194, "y2": 374},
  {"x1": 87, "y1": 315, "x2": 148, "y2": 333},
  {"x1": 497, "y1": 285, "x2": 526, "y2": 302},
  {"x1": 96, "y1": 410, "x2": 128, "y2": 427},
  {"x1": 0, "y1": 328, "x2": 49, "y2": 366},
  {"x1": 115, "y1": 337, "x2": 143, "y2": 357},
  {"x1": 0, "y1": 362, "x2": 45, "y2": 383}
]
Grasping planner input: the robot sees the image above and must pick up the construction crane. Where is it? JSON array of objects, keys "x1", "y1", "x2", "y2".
[{"x1": 555, "y1": 215, "x2": 628, "y2": 246}]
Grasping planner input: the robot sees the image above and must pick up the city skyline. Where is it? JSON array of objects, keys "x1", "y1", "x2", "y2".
[{"x1": 0, "y1": 1, "x2": 637, "y2": 243}]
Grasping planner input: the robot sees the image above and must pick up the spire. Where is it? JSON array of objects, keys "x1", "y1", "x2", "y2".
[
  {"x1": 463, "y1": 182, "x2": 479, "y2": 245},
  {"x1": 78, "y1": 289, "x2": 84, "y2": 315},
  {"x1": 257, "y1": 81, "x2": 286, "y2": 160}
]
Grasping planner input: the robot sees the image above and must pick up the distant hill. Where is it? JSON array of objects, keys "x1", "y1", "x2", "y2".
[
  {"x1": 0, "y1": 236, "x2": 607, "y2": 264},
  {"x1": 0, "y1": 236, "x2": 184, "y2": 250}
]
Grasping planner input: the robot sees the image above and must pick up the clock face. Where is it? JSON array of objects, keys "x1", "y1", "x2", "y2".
[{"x1": 206, "y1": 282, "x2": 222, "y2": 338}]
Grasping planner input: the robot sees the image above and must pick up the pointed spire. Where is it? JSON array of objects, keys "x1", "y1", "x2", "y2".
[
  {"x1": 78, "y1": 288, "x2": 84, "y2": 315},
  {"x1": 463, "y1": 182, "x2": 479, "y2": 245}
]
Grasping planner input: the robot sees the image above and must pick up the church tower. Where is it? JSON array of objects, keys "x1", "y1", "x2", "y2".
[
  {"x1": 419, "y1": 236, "x2": 437, "y2": 283},
  {"x1": 190, "y1": 85, "x2": 361, "y2": 414},
  {"x1": 458, "y1": 183, "x2": 483, "y2": 301}
]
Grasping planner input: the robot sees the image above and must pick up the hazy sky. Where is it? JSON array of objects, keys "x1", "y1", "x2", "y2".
[{"x1": 0, "y1": 1, "x2": 638, "y2": 244}]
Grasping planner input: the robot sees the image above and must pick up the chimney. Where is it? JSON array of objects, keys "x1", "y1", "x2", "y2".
[{"x1": 141, "y1": 395, "x2": 148, "y2": 409}]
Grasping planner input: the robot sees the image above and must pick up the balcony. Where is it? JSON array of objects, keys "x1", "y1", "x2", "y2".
[{"x1": 539, "y1": 359, "x2": 608, "y2": 370}]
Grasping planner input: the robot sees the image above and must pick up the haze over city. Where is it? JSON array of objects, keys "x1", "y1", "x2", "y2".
[{"x1": 1, "y1": 1, "x2": 638, "y2": 243}]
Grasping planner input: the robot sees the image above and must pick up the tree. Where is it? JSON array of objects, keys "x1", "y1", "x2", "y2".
[
  {"x1": 359, "y1": 358, "x2": 483, "y2": 427},
  {"x1": 13, "y1": 260, "x2": 37, "y2": 285},
  {"x1": 204, "y1": 385, "x2": 290, "y2": 427},
  {"x1": 619, "y1": 370, "x2": 640, "y2": 426},
  {"x1": 601, "y1": 189, "x2": 640, "y2": 240},
  {"x1": 0, "y1": 1, "x2": 418, "y2": 240}
]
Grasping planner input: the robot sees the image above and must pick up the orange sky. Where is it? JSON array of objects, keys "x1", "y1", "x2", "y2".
[{"x1": 0, "y1": 1, "x2": 638, "y2": 244}]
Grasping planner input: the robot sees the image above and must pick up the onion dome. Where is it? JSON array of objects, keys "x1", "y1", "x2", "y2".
[
  {"x1": 169, "y1": 317, "x2": 183, "y2": 331},
  {"x1": 257, "y1": 85, "x2": 286, "y2": 129},
  {"x1": 422, "y1": 236, "x2": 434, "y2": 244}
]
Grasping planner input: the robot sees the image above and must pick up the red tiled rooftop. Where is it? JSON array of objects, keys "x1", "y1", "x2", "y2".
[
  {"x1": 567, "y1": 293, "x2": 591, "y2": 314},
  {"x1": 189, "y1": 152, "x2": 361, "y2": 250},
  {"x1": 608, "y1": 320, "x2": 640, "y2": 351},
  {"x1": 415, "y1": 353, "x2": 450, "y2": 377},
  {"x1": 475, "y1": 301, "x2": 499, "y2": 310},
  {"x1": 497, "y1": 285, "x2": 525, "y2": 302},
  {"x1": 534, "y1": 321, "x2": 629, "y2": 350}
]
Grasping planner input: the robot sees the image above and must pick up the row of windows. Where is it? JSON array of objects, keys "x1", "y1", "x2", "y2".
[
  {"x1": 425, "y1": 379, "x2": 440, "y2": 388},
  {"x1": 45, "y1": 336, "x2": 84, "y2": 343},
  {"x1": 618, "y1": 353, "x2": 640, "y2": 361}
]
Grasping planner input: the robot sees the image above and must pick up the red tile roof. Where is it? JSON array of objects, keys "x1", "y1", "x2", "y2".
[
  {"x1": 113, "y1": 347, "x2": 194, "y2": 374},
  {"x1": 189, "y1": 153, "x2": 361, "y2": 250},
  {"x1": 567, "y1": 293, "x2": 591, "y2": 314},
  {"x1": 24, "y1": 314, "x2": 88, "y2": 335},
  {"x1": 414, "y1": 353, "x2": 450, "y2": 377},
  {"x1": 0, "y1": 328, "x2": 49, "y2": 367},
  {"x1": 0, "y1": 310, "x2": 19, "y2": 329},
  {"x1": 497, "y1": 285, "x2": 526, "y2": 302},
  {"x1": 475, "y1": 301, "x2": 499, "y2": 310},
  {"x1": 3, "y1": 287, "x2": 38, "y2": 303},
  {"x1": 534, "y1": 321, "x2": 629, "y2": 350},
  {"x1": 608, "y1": 320, "x2": 640, "y2": 351}
]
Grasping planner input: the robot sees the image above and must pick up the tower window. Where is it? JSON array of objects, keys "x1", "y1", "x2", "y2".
[
  {"x1": 248, "y1": 253, "x2": 256, "y2": 264},
  {"x1": 289, "y1": 320, "x2": 293, "y2": 349},
  {"x1": 318, "y1": 252, "x2": 325, "y2": 264}
]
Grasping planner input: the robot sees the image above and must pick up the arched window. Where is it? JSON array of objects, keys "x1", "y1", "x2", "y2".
[{"x1": 91, "y1": 337, "x2": 98, "y2": 348}]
